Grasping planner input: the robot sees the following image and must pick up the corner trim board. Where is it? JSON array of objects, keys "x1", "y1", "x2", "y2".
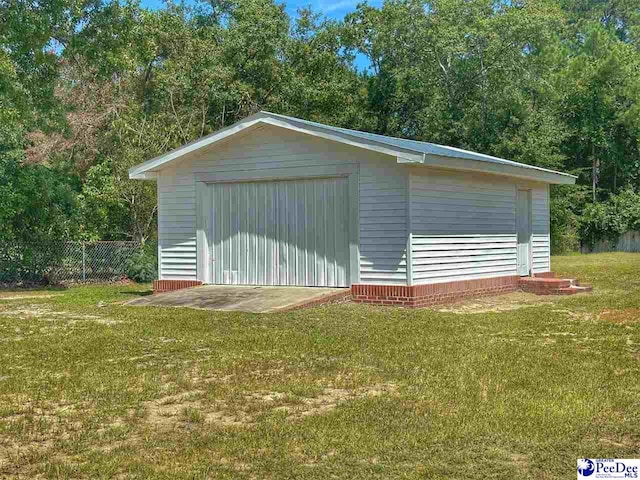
[
  {"x1": 195, "y1": 181, "x2": 211, "y2": 283},
  {"x1": 406, "y1": 171, "x2": 413, "y2": 286},
  {"x1": 348, "y1": 168, "x2": 360, "y2": 286}
]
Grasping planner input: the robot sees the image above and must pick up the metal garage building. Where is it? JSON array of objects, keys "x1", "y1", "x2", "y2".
[{"x1": 129, "y1": 112, "x2": 576, "y2": 305}]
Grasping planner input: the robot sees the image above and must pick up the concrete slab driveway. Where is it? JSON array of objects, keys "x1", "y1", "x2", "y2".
[{"x1": 126, "y1": 285, "x2": 347, "y2": 313}]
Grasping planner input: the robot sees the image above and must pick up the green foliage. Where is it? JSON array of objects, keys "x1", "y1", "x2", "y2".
[
  {"x1": 585, "y1": 190, "x2": 640, "y2": 244},
  {"x1": 126, "y1": 244, "x2": 158, "y2": 283},
  {"x1": 579, "y1": 190, "x2": 640, "y2": 247},
  {"x1": 557, "y1": 22, "x2": 640, "y2": 196},
  {"x1": 0, "y1": 158, "x2": 82, "y2": 244},
  {"x1": 550, "y1": 188, "x2": 581, "y2": 254},
  {"x1": 1, "y1": 0, "x2": 639, "y2": 246}
]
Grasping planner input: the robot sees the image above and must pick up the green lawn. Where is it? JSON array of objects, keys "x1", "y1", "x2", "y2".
[{"x1": 1, "y1": 253, "x2": 639, "y2": 479}]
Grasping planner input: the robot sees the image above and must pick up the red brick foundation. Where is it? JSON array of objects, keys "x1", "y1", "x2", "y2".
[
  {"x1": 153, "y1": 279, "x2": 203, "y2": 293},
  {"x1": 351, "y1": 275, "x2": 520, "y2": 307},
  {"x1": 277, "y1": 289, "x2": 353, "y2": 312}
]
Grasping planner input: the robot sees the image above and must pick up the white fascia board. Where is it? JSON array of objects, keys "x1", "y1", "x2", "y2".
[
  {"x1": 129, "y1": 171, "x2": 158, "y2": 180},
  {"x1": 398, "y1": 154, "x2": 576, "y2": 185}
]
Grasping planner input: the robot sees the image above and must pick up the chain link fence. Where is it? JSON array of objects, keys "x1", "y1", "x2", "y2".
[{"x1": 0, "y1": 241, "x2": 153, "y2": 285}]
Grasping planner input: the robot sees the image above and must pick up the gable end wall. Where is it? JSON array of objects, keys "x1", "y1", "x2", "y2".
[{"x1": 156, "y1": 125, "x2": 408, "y2": 285}]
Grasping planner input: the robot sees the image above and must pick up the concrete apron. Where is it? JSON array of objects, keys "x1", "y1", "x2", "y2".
[{"x1": 126, "y1": 285, "x2": 347, "y2": 313}]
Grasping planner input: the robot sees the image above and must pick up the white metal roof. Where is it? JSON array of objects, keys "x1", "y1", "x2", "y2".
[{"x1": 129, "y1": 111, "x2": 576, "y2": 184}]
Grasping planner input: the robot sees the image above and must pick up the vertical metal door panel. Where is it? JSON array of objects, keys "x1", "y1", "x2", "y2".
[
  {"x1": 211, "y1": 177, "x2": 349, "y2": 287},
  {"x1": 517, "y1": 189, "x2": 531, "y2": 276}
]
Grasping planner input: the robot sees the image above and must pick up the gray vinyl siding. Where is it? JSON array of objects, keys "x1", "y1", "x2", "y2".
[
  {"x1": 157, "y1": 172, "x2": 197, "y2": 279},
  {"x1": 409, "y1": 170, "x2": 551, "y2": 283},
  {"x1": 156, "y1": 124, "x2": 407, "y2": 285},
  {"x1": 411, "y1": 169, "x2": 521, "y2": 284},
  {"x1": 359, "y1": 160, "x2": 407, "y2": 284},
  {"x1": 156, "y1": 125, "x2": 551, "y2": 286}
]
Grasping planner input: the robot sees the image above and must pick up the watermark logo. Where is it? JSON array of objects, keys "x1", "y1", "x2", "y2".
[
  {"x1": 578, "y1": 459, "x2": 640, "y2": 479},
  {"x1": 577, "y1": 459, "x2": 595, "y2": 477}
]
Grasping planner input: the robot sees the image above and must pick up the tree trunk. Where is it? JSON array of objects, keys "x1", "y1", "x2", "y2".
[{"x1": 592, "y1": 144, "x2": 597, "y2": 202}]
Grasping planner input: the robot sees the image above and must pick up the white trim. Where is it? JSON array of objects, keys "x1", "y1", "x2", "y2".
[
  {"x1": 198, "y1": 163, "x2": 358, "y2": 184},
  {"x1": 348, "y1": 169, "x2": 360, "y2": 285},
  {"x1": 258, "y1": 117, "x2": 425, "y2": 163},
  {"x1": 406, "y1": 172, "x2": 414, "y2": 286},
  {"x1": 194, "y1": 166, "x2": 360, "y2": 287},
  {"x1": 398, "y1": 154, "x2": 575, "y2": 185},
  {"x1": 129, "y1": 118, "x2": 263, "y2": 179},
  {"x1": 129, "y1": 114, "x2": 422, "y2": 179},
  {"x1": 156, "y1": 180, "x2": 163, "y2": 280},
  {"x1": 195, "y1": 182, "x2": 211, "y2": 283}
]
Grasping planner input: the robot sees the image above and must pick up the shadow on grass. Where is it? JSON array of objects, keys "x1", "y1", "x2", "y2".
[
  {"x1": 0, "y1": 284, "x2": 68, "y2": 292},
  {"x1": 119, "y1": 290, "x2": 153, "y2": 297}
]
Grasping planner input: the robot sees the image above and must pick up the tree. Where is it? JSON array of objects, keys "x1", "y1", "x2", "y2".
[
  {"x1": 344, "y1": 0, "x2": 568, "y2": 168},
  {"x1": 2, "y1": 0, "x2": 640, "y2": 250},
  {"x1": 557, "y1": 23, "x2": 640, "y2": 200}
]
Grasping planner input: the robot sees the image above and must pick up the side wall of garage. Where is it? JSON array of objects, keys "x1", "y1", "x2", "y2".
[
  {"x1": 408, "y1": 168, "x2": 550, "y2": 284},
  {"x1": 156, "y1": 124, "x2": 409, "y2": 286}
]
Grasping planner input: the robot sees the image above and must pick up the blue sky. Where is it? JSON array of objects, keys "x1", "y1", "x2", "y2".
[
  {"x1": 140, "y1": 0, "x2": 381, "y2": 23},
  {"x1": 140, "y1": 0, "x2": 378, "y2": 70}
]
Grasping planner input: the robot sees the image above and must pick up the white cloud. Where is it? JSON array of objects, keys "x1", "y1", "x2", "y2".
[{"x1": 319, "y1": 0, "x2": 360, "y2": 13}]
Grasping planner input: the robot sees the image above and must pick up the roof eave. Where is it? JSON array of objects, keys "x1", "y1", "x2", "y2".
[
  {"x1": 128, "y1": 112, "x2": 427, "y2": 180},
  {"x1": 398, "y1": 154, "x2": 576, "y2": 185},
  {"x1": 128, "y1": 115, "x2": 267, "y2": 180},
  {"x1": 128, "y1": 111, "x2": 577, "y2": 185}
]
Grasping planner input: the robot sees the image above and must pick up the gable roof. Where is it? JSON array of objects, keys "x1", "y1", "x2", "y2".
[{"x1": 129, "y1": 111, "x2": 576, "y2": 184}]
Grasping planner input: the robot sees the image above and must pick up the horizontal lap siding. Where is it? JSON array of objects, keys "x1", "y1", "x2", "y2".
[
  {"x1": 157, "y1": 173, "x2": 197, "y2": 280},
  {"x1": 359, "y1": 160, "x2": 407, "y2": 285},
  {"x1": 531, "y1": 184, "x2": 550, "y2": 273},
  {"x1": 410, "y1": 170, "x2": 518, "y2": 284},
  {"x1": 156, "y1": 125, "x2": 408, "y2": 285}
]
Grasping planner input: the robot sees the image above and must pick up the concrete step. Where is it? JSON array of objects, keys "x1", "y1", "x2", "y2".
[
  {"x1": 551, "y1": 285, "x2": 593, "y2": 295},
  {"x1": 520, "y1": 277, "x2": 573, "y2": 289},
  {"x1": 519, "y1": 274, "x2": 592, "y2": 296},
  {"x1": 534, "y1": 272, "x2": 557, "y2": 279}
]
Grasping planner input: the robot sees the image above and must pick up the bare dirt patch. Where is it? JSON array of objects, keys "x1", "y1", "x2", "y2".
[
  {"x1": 510, "y1": 453, "x2": 530, "y2": 472},
  {"x1": 437, "y1": 292, "x2": 553, "y2": 314},
  {"x1": 126, "y1": 383, "x2": 399, "y2": 431},
  {"x1": 547, "y1": 309, "x2": 597, "y2": 323},
  {"x1": 0, "y1": 305, "x2": 120, "y2": 325},
  {"x1": 599, "y1": 308, "x2": 640, "y2": 325},
  {"x1": 140, "y1": 390, "x2": 252, "y2": 430},
  {"x1": 0, "y1": 294, "x2": 62, "y2": 301},
  {"x1": 599, "y1": 435, "x2": 640, "y2": 449},
  {"x1": 0, "y1": 400, "x2": 93, "y2": 472},
  {"x1": 263, "y1": 383, "x2": 399, "y2": 419}
]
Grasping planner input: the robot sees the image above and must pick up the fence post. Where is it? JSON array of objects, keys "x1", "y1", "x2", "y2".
[{"x1": 82, "y1": 243, "x2": 86, "y2": 282}]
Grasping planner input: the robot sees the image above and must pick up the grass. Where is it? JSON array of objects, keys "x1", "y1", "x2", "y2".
[{"x1": 0, "y1": 252, "x2": 639, "y2": 479}]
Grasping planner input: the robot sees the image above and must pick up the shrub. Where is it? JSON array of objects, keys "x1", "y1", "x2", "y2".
[
  {"x1": 579, "y1": 189, "x2": 640, "y2": 248},
  {"x1": 126, "y1": 244, "x2": 157, "y2": 283},
  {"x1": 550, "y1": 186, "x2": 584, "y2": 254}
]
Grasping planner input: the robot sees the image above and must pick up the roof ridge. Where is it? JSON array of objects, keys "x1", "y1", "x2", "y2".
[{"x1": 129, "y1": 111, "x2": 576, "y2": 184}]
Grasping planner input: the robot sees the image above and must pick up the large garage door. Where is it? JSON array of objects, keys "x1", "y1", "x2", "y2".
[{"x1": 211, "y1": 177, "x2": 350, "y2": 287}]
